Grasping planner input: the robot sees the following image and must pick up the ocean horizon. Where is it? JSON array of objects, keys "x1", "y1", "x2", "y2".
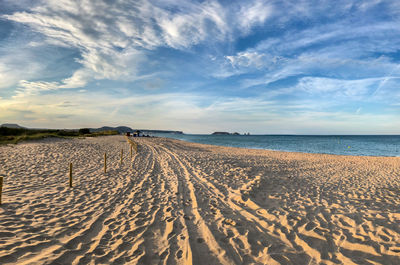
[{"x1": 152, "y1": 134, "x2": 400, "y2": 157}]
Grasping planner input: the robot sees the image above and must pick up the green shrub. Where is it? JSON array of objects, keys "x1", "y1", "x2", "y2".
[
  {"x1": 0, "y1": 128, "x2": 118, "y2": 144},
  {"x1": 78, "y1": 128, "x2": 91, "y2": 135}
]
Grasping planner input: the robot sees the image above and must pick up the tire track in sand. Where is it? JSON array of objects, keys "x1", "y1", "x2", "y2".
[
  {"x1": 153, "y1": 144, "x2": 234, "y2": 265},
  {"x1": 158, "y1": 143, "x2": 307, "y2": 265}
]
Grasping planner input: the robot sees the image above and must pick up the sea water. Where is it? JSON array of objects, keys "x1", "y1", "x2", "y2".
[{"x1": 152, "y1": 134, "x2": 400, "y2": 157}]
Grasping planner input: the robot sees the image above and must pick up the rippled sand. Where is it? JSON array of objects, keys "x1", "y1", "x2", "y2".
[{"x1": 0, "y1": 135, "x2": 399, "y2": 264}]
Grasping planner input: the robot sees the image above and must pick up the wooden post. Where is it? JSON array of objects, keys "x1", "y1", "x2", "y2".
[
  {"x1": 104, "y1": 153, "x2": 107, "y2": 173},
  {"x1": 120, "y1": 149, "x2": 123, "y2": 165},
  {"x1": 0, "y1": 177, "x2": 3, "y2": 205},
  {"x1": 130, "y1": 145, "x2": 133, "y2": 158},
  {"x1": 69, "y1": 163, "x2": 73, "y2": 187}
]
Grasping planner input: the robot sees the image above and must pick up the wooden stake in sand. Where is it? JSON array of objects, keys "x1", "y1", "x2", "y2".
[
  {"x1": 120, "y1": 149, "x2": 123, "y2": 165},
  {"x1": 69, "y1": 163, "x2": 73, "y2": 187},
  {"x1": 104, "y1": 153, "x2": 107, "y2": 173},
  {"x1": 130, "y1": 145, "x2": 133, "y2": 158},
  {"x1": 0, "y1": 176, "x2": 3, "y2": 205}
]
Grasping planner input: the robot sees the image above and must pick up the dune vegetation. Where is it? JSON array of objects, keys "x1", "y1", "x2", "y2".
[{"x1": 0, "y1": 127, "x2": 118, "y2": 144}]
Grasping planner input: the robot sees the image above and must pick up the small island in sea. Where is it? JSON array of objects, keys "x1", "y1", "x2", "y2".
[{"x1": 212, "y1": 131, "x2": 241, "y2": 135}]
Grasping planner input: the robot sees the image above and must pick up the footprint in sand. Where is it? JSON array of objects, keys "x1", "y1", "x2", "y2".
[
  {"x1": 159, "y1": 250, "x2": 169, "y2": 260},
  {"x1": 305, "y1": 221, "x2": 317, "y2": 231},
  {"x1": 0, "y1": 231, "x2": 15, "y2": 237}
]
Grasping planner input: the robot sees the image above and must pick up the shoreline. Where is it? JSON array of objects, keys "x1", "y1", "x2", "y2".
[
  {"x1": 6, "y1": 133, "x2": 400, "y2": 158},
  {"x1": 0, "y1": 135, "x2": 399, "y2": 264},
  {"x1": 156, "y1": 135, "x2": 400, "y2": 158}
]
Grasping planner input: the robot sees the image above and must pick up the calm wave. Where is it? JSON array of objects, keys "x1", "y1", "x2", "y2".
[{"x1": 152, "y1": 134, "x2": 400, "y2": 157}]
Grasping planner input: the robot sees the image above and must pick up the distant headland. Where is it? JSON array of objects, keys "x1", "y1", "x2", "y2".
[
  {"x1": 91, "y1": 126, "x2": 183, "y2": 134},
  {"x1": 0, "y1": 124, "x2": 184, "y2": 144},
  {"x1": 1, "y1": 124, "x2": 183, "y2": 135}
]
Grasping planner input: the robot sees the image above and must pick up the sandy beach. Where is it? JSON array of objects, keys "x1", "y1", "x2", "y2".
[{"x1": 0, "y1": 135, "x2": 399, "y2": 265}]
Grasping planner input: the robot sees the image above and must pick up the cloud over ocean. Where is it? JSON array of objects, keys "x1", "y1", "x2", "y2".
[{"x1": 0, "y1": 0, "x2": 399, "y2": 134}]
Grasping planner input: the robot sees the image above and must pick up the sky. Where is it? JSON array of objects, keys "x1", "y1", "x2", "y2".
[{"x1": 0, "y1": 0, "x2": 399, "y2": 134}]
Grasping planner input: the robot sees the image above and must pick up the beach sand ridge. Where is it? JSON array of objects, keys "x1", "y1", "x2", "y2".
[{"x1": 0, "y1": 135, "x2": 399, "y2": 264}]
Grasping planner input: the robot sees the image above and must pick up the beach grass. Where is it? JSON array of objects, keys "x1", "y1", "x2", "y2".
[{"x1": 0, "y1": 127, "x2": 118, "y2": 144}]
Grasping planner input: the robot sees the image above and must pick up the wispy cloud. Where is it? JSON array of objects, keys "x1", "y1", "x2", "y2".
[
  {"x1": 3, "y1": 0, "x2": 272, "y2": 89},
  {"x1": 236, "y1": 0, "x2": 273, "y2": 33},
  {"x1": 1, "y1": 0, "x2": 400, "y2": 133},
  {"x1": 296, "y1": 77, "x2": 383, "y2": 98},
  {"x1": 14, "y1": 80, "x2": 59, "y2": 97}
]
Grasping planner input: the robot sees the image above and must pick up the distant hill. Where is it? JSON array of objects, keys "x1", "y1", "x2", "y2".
[
  {"x1": 90, "y1": 126, "x2": 133, "y2": 133},
  {"x1": 1, "y1": 123, "x2": 26, "y2": 129},
  {"x1": 0, "y1": 124, "x2": 183, "y2": 135}
]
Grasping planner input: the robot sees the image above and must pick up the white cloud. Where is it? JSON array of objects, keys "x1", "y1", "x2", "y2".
[
  {"x1": 60, "y1": 69, "x2": 91, "y2": 89},
  {"x1": 2, "y1": 0, "x2": 399, "y2": 134},
  {"x1": 295, "y1": 77, "x2": 381, "y2": 98},
  {"x1": 216, "y1": 13, "x2": 400, "y2": 86},
  {"x1": 158, "y1": 1, "x2": 228, "y2": 49},
  {"x1": 237, "y1": 0, "x2": 273, "y2": 33},
  {"x1": 1, "y1": 84, "x2": 399, "y2": 134},
  {"x1": 14, "y1": 80, "x2": 59, "y2": 98},
  {"x1": 234, "y1": 51, "x2": 400, "y2": 92},
  {"x1": 226, "y1": 51, "x2": 274, "y2": 69},
  {"x1": 3, "y1": 0, "x2": 276, "y2": 90},
  {"x1": 252, "y1": 75, "x2": 400, "y2": 102},
  {"x1": 0, "y1": 48, "x2": 44, "y2": 90}
]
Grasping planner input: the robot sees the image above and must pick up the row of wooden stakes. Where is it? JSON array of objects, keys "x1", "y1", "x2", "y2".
[
  {"x1": 68, "y1": 137, "x2": 138, "y2": 188},
  {"x1": 0, "y1": 137, "x2": 139, "y2": 205}
]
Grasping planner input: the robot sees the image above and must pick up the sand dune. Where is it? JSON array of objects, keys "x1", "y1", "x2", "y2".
[{"x1": 0, "y1": 135, "x2": 399, "y2": 264}]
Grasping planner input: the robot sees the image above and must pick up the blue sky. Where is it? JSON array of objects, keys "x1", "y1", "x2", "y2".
[{"x1": 0, "y1": 0, "x2": 399, "y2": 134}]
